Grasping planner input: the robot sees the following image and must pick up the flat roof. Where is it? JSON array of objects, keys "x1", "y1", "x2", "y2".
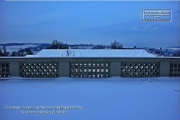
[{"x1": 27, "y1": 49, "x2": 156, "y2": 57}]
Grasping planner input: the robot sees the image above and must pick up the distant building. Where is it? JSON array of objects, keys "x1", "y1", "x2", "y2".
[{"x1": 26, "y1": 49, "x2": 156, "y2": 57}]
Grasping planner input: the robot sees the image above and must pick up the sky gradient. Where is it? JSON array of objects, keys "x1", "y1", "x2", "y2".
[{"x1": 0, "y1": 1, "x2": 179, "y2": 47}]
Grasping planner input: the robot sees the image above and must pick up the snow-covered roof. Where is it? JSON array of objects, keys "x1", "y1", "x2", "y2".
[
  {"x1": 25, "y1": 55, "x2": 36, "y2": 57},
  {"x1": 27, "y1": 49, "x2": 156, "y2": 57}
]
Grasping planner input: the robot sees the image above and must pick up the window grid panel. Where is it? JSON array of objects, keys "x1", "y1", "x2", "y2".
[
  {"x1": 0, "y1": 62, "x2": 10, "y2": 78},
  {"x1": 70, "y1": 62, "x2": 110, "y2": 78},
  {"x1": 121, "y1": 62, "x2": 160, "y2": 77},
  {"x1": 170, "y1": 63, "x2": 180, "y2": 76},
  {"x1": 20, "y1": 62, "x2": 59, "y2": 78}
]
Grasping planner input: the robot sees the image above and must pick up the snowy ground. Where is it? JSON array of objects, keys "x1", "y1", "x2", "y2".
[{"x1": 0, "y1": 77, "x2": 180, "y2": 120}]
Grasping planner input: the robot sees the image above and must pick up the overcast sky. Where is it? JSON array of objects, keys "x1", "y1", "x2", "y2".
[{"x1": 0, "y1": 1, "x2": 179, "y2": 47}]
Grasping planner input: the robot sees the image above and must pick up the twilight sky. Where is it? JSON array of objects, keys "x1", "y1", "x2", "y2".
[{"x1": 0, "y1": 1, "x2": 179, "y2": 47}]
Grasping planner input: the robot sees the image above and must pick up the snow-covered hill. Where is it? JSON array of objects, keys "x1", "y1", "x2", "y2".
[
  {"x1": 0, "y1": 43, "x2": 50, "y2": 54},
  {"x1": 4, "y1": 44, "x2": 40, "y2": 53}
]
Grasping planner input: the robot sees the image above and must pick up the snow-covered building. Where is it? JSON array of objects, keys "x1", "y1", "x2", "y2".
[{"x1": 26, "y1": 49, "x2": 156, "y2": 57}]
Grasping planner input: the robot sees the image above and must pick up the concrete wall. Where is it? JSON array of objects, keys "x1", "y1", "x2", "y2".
[
  {"x1": 59, "y1": 62, "x2": 69, "y2": 77},
  {"x1": 0, "y1": 57, "x2": 180, "y2": 78},
  {"x1": 110, "y1": 62, "x2": 121, "y2": 76},
  {"x1": 160, "y1": 62, "x2": 170, "y2": 76},
  {"x1": 10, "y1": 62, "x2": 19, "y2": 77}
]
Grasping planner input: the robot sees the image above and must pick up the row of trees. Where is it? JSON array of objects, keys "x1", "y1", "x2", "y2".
[{"x1": 49, "y1": 40, "x2": 123, "y2": 49}]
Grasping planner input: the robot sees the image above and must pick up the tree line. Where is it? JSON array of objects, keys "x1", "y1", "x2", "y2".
[
  {"x1": 48, "y1": 40, "x2": 123, "y2": 49},
  {"x1": 0, "y1": 40, "x2": 124, "y2": 56}
]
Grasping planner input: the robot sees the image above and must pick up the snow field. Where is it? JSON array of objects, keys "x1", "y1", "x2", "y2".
[{"x1": 0, "y1": 77, "x2": 180, "y2": 120}]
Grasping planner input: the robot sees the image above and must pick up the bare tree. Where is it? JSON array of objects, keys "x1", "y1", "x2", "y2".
[
  {"x1": 0, "y1": 46, "x2": 9, "y2": 56},
  {"x1": 0, "y1": 47, "x2": 3, "y2": 56},
  {"x1": 111, "y1": 40, "x2": 123, "y2": 49},
  {"x1": 49, "y1": 40, "x2": 68, "y2": 49}
]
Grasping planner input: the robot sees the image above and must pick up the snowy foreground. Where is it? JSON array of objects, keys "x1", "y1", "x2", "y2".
[{"x1": 0, "y1": 77, "x2": 180, "y2": 120}]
